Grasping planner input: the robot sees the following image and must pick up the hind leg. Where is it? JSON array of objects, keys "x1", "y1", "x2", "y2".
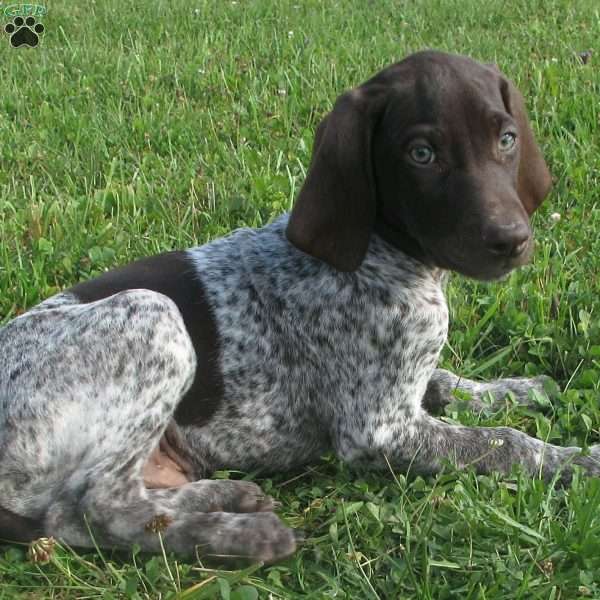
[
  {"x1": 0, "y1": 290, "x2": 295, "y2": 562},
  {"x1": 48, "y1": 480, "x2": 296, "y2": 562}
]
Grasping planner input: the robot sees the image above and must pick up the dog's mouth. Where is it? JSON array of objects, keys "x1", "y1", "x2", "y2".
[{"x1": 427, "y1": 236, "x2": 533, "y2": 281}]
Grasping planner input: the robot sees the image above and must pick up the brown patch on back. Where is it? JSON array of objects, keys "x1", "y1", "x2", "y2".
[{"x1": 69, "y1": 250, "x2": 224, "y2": 427}]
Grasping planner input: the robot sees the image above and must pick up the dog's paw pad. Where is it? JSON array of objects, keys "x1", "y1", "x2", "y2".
[{"x1": 4, "y1": 16, "x2": 45, "y2": 48}]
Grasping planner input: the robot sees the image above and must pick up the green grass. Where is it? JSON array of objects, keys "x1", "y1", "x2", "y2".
[{"x1": 1, "y1": 0, "x2": 600, "y2": 597}]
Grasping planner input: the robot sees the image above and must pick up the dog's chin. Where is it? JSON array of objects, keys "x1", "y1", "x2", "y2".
[
  {"x1": 428, "y1": 241, "x2": 533, "y2": 282},
  {"x1": 466, "y1": 264, "x2": 520, "y2": 282}
]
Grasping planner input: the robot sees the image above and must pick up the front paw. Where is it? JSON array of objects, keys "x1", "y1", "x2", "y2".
[{"x1": 485, "y1": 374, "x2": 560, "y2": 410}]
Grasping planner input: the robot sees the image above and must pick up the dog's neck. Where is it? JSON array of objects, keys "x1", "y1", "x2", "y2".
[
  {"x1": 366, "y1": 225, "x2": 447, "y2": 291},
  {"x1": 374, "y1": 215, "x2": 430, "y2": 267}
]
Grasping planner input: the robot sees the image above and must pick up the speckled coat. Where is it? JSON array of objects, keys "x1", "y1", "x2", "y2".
[{"x1": 181, "y1": 215, "x2": 449, "y2": 473}]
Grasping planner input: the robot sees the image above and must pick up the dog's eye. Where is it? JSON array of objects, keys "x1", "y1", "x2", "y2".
[
  {"x1": 499, "y1": 132, "x2": 517, "y2": 152},
  {"x1": 408, "y1": 145, "x2": 435, "y2": 165}
]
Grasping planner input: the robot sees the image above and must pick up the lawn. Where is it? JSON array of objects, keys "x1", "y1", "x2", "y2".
[{"x1": 1, "y1": 0, "x2": 600, "y2": 597}]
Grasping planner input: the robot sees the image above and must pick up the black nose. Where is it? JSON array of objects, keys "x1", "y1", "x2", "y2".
[{"x1": 483, "y1": 222, "x2": 530, "y2": 258}]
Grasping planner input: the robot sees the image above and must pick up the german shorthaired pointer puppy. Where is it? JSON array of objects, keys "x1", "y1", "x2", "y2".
[{"x1": 1, "y1": 50, "x2": 597, "y2": 563}]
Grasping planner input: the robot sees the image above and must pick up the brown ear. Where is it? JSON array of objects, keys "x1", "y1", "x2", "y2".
[
  {"x1": 286, "y1": 86, "x2": 387, "y2": 271},
  {"x1": 500, "y1": 77, "x2": 552, "y2": 215}
]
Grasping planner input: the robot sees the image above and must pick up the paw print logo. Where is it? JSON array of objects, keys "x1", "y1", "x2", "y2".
[{"x1": 4, "y1": 16, "x2": 45, "y2": 48}]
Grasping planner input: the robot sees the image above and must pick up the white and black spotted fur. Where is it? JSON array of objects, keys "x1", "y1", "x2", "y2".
[{"x1": 1, "y1": 51, "x2": 598, "y2": 563}]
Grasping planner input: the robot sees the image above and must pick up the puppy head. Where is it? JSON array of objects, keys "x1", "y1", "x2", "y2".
[{"x1": 286, "y1": 51, "x2": 552, "y2": 280}]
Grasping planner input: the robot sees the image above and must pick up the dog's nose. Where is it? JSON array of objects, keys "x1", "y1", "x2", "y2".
[{"x1": 483, "y1": 223, "x2": 530, "y2": 258}]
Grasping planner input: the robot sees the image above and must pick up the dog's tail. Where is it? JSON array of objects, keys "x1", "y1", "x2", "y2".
[{"x1": 0, "y1": 505, "x2": 44, "y2": 543}]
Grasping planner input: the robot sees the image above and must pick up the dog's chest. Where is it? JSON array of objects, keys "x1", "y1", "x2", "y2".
[{"x1": 183, "y1": 218, "x2": 449, "y2": 471}]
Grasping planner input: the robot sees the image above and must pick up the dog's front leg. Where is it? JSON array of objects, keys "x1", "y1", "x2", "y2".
[
  {"x1": 336, "y1": 413, "x2": 600, "y2": 483},
  {"x1": 422, "y1": 368, "x2": 555, "y2": 414}
]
